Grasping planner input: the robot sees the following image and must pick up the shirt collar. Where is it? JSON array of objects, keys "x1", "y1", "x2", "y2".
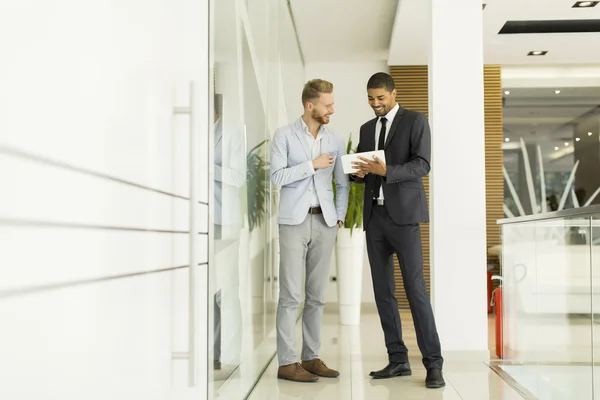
[
  {"x1": 300, "y1": 117, "x2": 325, "y2": 137},
  {"x1": 380, "y1": 103, "x2": 400, "y2": 124}
]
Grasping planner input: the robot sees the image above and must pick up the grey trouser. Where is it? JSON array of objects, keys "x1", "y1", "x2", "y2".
[{"x1": 276, "y1": 213, "x2": 338, "y2": 366}]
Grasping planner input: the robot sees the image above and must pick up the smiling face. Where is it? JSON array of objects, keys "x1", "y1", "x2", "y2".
[
  {"x1": 367, "y1": 87, "x2": 397, "y2": 117},
  {"x1": 307, "y1": 92, "x2": 335, "y2": 125},
  {"x1": 302, "y1": 79, "x2": 335, "y2": 125}
]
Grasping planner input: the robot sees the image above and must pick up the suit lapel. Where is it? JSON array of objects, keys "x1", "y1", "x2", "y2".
[
  {"x1": 293, "y1": 118, "x2": 311, "y2": 160},
  {"x1": 384, "y1": 106, "x2": 405, "y2": 149},
  {"x1": 364, "y1": 118, "x2": 377, "y2": 151}
]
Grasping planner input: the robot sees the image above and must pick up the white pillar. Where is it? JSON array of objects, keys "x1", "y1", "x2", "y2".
[{"x1": 428, "y1": 0, "x2": 489, "y2": 358}]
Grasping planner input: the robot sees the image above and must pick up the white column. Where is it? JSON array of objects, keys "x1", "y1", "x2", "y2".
[{"x1": 428, "y1": 0, "x2": 489, "y2": 358}]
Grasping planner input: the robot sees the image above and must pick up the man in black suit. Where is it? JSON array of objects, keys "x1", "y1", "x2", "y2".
[{"x1": 351, "y1": 72, "x2": 444, "y2": 389}]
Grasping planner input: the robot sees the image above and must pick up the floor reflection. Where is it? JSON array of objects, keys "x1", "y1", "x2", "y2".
[{"x1": 249, "y1": 310, "x2": 525, "y2": 400}]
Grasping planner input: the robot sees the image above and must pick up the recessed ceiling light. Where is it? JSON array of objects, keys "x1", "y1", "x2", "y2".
[
  {"x1": 589, "y1": 132, "x2": 594, "y2": 136},
  {"x1": 528, "y1": 51, "x2": 548, "y2": 56},
  {"x1": 555, "y1": 90, "x2": 561, "y2": 94},
  {"x1": 505, "y1": 138, "x2": 510, "y2": 142},
  {"x1": 573, "y1": 1, "x2": 599, "y2": 8},
  {"x1": 576, "y1": 137, "x2": 581, "y2": 141},
  {"x1": 504, "y1": 90, "x2": 511, "y2": 95},
  {"x1": 555, "y1": 146, "x2": 560, "y2": 151},
  {"x1": 565, "y1": 142, "x2": 570, "y2": 146}
]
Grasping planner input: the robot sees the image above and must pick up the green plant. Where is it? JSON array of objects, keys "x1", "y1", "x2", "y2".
[
  {"x1": 246, "y1": 139, "x2": 269, "y2": 232},
  {"x1": 333, "y1": 135, "x2": 364, "y2": 235}
]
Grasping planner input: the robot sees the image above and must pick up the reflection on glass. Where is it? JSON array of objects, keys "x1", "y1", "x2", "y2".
[
  {"x1": 212, "y1": 91, "x2": 244, "y2": 383},
  {"x1": 211, "y1": 0, "x2": 304, "y2": 394},
  {"x1": 502, "y1": 87, "x2": 600, "y2": 217},
  {"x1": 211, "y1": 0, "x2": 278, "y2": 394},
  {"x1": 500, "y1": 218, "x2": 594, "y2": 399}
]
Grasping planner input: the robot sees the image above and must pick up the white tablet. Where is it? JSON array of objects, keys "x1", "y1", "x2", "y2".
[{"x1": 340, "y1": 150, "x2": 386, "y2": 175}]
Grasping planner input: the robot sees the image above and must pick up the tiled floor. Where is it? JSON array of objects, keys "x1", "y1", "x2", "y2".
[
  {"x1": 497, "y1": 364, "x2": 599, "y2": 400},
  {"x1": 248, "y1": 310, "x2": 525, "y2": 399}
]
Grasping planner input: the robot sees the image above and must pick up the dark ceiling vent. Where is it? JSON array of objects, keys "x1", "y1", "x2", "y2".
[{"x1": 499, "y1": 19, "x2": 600, "y2": 34}]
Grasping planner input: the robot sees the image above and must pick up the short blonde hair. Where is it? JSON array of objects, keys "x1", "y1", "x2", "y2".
[{"x1": 302, "y1": 79, "x2": 334, "y2": 107}]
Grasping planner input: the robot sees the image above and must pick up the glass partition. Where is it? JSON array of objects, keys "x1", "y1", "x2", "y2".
[
  {"x1": 499, "y1": 213, "x2": 596, "y2": 399},
  {"x1": 210, "y1": 0, "x2": 304, "y2": 396}
]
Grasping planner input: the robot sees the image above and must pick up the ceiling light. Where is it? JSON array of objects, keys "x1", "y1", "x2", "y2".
[
  {"x1": 504, "y1": 90, "x2": 510, "y2": 95},
  {"x1": 589, "y1": 132, "x2": 594, "y2": 136},
  {"x1": 505, "y1": 138, "x2": 510, "y2": 142},
  {"x1": 555, "y1": 146, "x2": 560, "y2": 151},
  {"x1": 573, "y1": 1, "x2": 599, "y2": 8},
  {"x1": 555, "y1": 90, "x2": 561, "y2": 94},
  {"x1": 576, "y1": 137, "x2": 581, "y2": 141},
  {"x1": 528, "y1": 51, "x2": 548, "y2": 56},
  {"x1": 565, "y1": 142, "x2": 570, "y2": 146}
]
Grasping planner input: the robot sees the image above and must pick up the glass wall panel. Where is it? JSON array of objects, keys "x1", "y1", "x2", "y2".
[
  {"x1": 210, "y1": 0, "x2": 304, "y2": 396},
  {"x1": 500, "y1": 217, "x2": 594, "y2": 399}
]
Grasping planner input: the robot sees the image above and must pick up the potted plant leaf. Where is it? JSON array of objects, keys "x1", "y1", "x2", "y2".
[{"x1": 246, "y1": 139, "x2": 269, "y2": 232}]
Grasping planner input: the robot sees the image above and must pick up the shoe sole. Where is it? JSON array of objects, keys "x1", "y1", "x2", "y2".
[
  {"x1": 371, "y1": 370, "x2": 412, "y2": 379},
  {"x1": 426, "y1": 382, "x2": 446, "y2": 389},
  {"x1": 277, "y1": 376, "x2": 319, "y2": 383}
]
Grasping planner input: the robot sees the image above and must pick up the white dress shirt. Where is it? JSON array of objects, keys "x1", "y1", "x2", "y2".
[
  {"x1": 375, "y1": 103, "x2": 399, "y2": 200},
  {"x1": 301, "y1": 118, "x2": 324, "y2": 207}
]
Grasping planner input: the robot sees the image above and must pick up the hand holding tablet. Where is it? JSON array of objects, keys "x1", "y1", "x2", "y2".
[{"x1": 340, "y1": 150, "x2": 386, "y2": 175}]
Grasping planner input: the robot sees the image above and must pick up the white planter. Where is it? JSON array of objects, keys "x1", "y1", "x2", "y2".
[{"x1": 336, "y1": 228, "x2": 365, "y2": 325}]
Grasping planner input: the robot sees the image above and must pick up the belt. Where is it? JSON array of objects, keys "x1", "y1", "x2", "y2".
[
  {"x1": 308, "y1": 207, "x2": 322, "y2": 215},
  {"x1": 373, "y1": 198, "x2": 385, "y2": 206}
]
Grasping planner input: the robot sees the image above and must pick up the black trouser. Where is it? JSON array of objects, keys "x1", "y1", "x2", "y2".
[{"x1": 366, "y1": 204, "x2": 443, "y2": 370}]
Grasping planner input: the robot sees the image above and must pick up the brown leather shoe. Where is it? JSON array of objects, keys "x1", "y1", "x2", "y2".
[
  {"x1": 302, "y1": 358, "x2": 340, "y2": 378},
  {"x1": 277, "y1": 363, "x2": 319, "y2": 382}
]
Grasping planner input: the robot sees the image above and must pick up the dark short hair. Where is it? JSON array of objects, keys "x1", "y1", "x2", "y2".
[{"x1": 367, "y1": 72, "x2": 396, "y2": 93}]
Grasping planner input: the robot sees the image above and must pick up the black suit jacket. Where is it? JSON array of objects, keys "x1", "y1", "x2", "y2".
[{"x1": 354, "y1": 105, "x2": 431, "y2": 229}]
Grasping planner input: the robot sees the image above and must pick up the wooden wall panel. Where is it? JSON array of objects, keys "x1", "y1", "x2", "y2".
[
  {"x1": 388, "y1": 65, "x2": 503, "y2": 309},
  {"x1": 483, "y1": 66, "x2": 504, "y2": 266}
]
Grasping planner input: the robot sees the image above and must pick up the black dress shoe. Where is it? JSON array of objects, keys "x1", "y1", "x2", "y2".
[
  {"x1": 426, "y1": 368, "x2": 445, "y2": 388},
  {"x1": 369, "y1": 362, "x2": 412, "y2": 379}
]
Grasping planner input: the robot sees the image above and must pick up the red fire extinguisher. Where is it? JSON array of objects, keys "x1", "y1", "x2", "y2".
[{"x1": 490, "y1": 275, "x2": 503, "y2": 359}]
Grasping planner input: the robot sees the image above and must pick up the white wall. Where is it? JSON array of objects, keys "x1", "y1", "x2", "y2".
[
  {"x1": 304, "y1": 61, "x2": 388, "y2": 305},
  {"x1": 305, "y1": 62, "x2": 387, "y2": 145},
  {"x1": 0, "y1": 1, "x2": 208, "y2": 398}
]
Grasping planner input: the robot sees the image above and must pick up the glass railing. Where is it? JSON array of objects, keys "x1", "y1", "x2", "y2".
[{"x1": 495, "y1": 204, "x2": 600, "y2": 399}]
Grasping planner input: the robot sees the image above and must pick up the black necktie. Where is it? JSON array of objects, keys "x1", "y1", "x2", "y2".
[{"x1": 373, "y1": 118, "x2": 387, "y2": 199}]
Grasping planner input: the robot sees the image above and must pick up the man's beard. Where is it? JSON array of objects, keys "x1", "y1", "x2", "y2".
[{"x1": 311, "y1": 110, "x2": 330, "y2": 124}]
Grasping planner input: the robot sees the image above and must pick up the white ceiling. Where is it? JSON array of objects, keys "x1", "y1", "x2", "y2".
[
  {"x1": 289, "y1": 0, "x2": 398, "y2": 61},
  {"x1": 389, "y1": 0, "x2": 600, "y2": 65}
]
